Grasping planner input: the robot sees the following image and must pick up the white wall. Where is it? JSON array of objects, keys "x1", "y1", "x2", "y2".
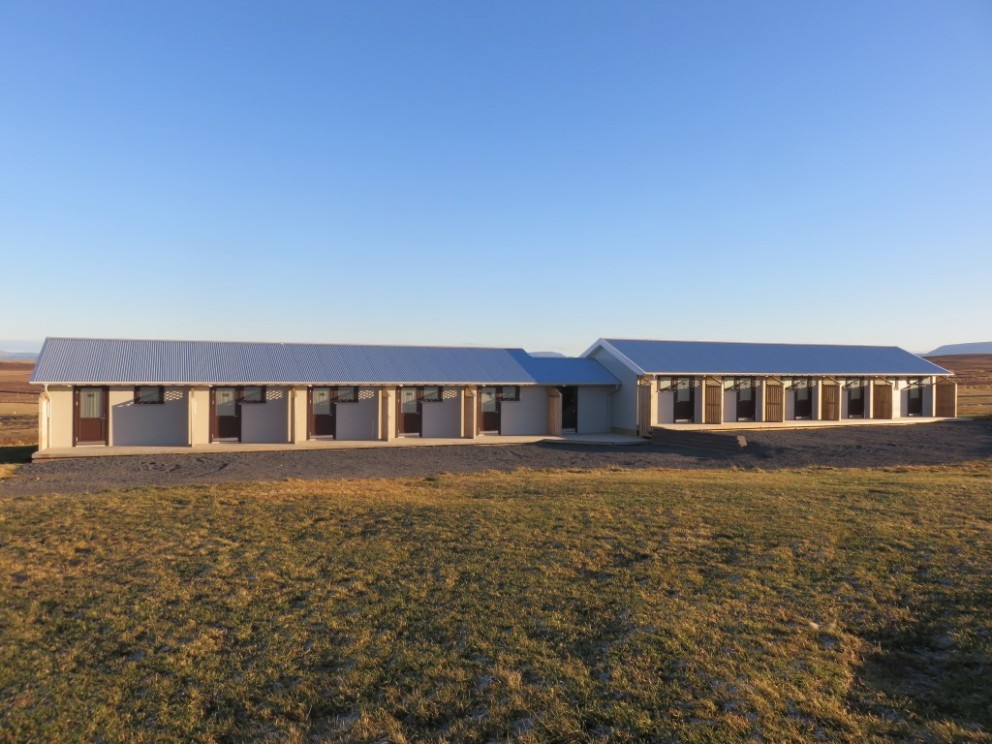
[
  {"x1": 110, "y1": 387, "x2": 188, "y2": 446},
  {"x1": 499, "y1": 386, "x2": 549, "y2": 435},
  {"x1": 589, "y1": 346, "x2": 637, "y2": 434},
  {"x1": 241, "y1": 387, "x2": 290, "y2": 443},
  {"x1": 421, "y1": 389, "x2": 461, "y2": 438},
  {"x1": 577, "y1": 386, "x2": 611, "y2": 433},
  {"x1": 335, "y1": 388, "x2": 378, "y2": 440}
]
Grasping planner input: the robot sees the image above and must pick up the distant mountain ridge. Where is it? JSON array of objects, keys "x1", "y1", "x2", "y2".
[
  {"x1": 929, "y1": 342, "x2": 992, "y2": 356},
  {"x1": 0, "y1": 350, "x2": 38, "y2": 361}
]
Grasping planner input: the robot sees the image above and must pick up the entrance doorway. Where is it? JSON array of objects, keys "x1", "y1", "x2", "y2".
[
  {"x1": 794, "y1": 378, "x2": 813, "y2": 419},
  {"x1": 736, "y1": 378, "x2": 756, "y2": 421},
  {"x1": 211, "y1": 387, "x2": 241, "y2": 441},
  {"x1": 559, "y1": 386, "x2": 578, "y2": 432},
  {"x1": 309, "y1": 387, "x2": 336, "y2": 438},
  {"x1": 907, "y1": 380, "x2": 924, "y2": 416},
  {"x1": 847, "y1": 379, "x2": 865, "y2": 418},
  {"x1": 479, "y1": 387, "x2": 500, "y2": 433},
  {"x1": 73, "y1": 386, "x2": 108, "y2": 445},
  {"x1": 397, "y1": 387, "x2": 422, "y2": 436},
  {"x1": 672, "y1": 377, "x2": 694, "y2": 422}
]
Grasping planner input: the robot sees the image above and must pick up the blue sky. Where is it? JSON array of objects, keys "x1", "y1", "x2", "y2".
[{"x1": 1, "y1": 1, "x2": 990, "y2": 355}]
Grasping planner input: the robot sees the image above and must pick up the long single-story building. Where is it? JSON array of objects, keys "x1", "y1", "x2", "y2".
[
  {"x1": 583, "y1": 338, "x2": 956, "y2": 436},
  {"x1": 29, "y1": 336, "x2": 956, "y2": 454},
  {"x1": 30, "y1": 338, "x2": 618, "y2": 452}
]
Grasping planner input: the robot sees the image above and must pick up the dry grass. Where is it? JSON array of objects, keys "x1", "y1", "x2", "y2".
[{"x1": 1, "y1": 465, "x2": 991, "y2": 742}]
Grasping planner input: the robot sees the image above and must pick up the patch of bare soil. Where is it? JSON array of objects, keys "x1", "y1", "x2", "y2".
[{"x1": 2, "y1": 420, "x2": 990, "y2": 498}]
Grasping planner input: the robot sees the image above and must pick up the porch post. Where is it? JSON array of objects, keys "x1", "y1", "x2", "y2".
[
  {"x1": 547, "y1": 388, "x2": 562, "y2": 436},
  {"x1": 461, "y1": 386, "x2": 477, "y2": 439}
]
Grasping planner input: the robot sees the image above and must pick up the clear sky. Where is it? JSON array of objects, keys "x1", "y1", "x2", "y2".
[{"x1": 2, "y1": 1, "x2": 990, "y2": 355}]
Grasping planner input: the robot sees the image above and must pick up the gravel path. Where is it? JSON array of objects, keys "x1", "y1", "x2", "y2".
[{"x1": 2, "y1": 420, "x2": 990, "y2": 497}]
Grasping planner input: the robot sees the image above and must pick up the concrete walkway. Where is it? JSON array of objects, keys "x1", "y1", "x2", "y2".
[
  {"x1": 32, "y1": 432, "x2": 647, "y2": 460},
  {"x1": 655, "y1": 416, "x2": 953, "y2": 432}
]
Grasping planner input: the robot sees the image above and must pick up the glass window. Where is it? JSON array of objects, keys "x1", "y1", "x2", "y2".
[
  {"x1": 674, "y1": 377, "x2": 692, "y2": 402},
  {"x1": 216, "y1": 387, "x2": 237, "y2": 416},
  {"x1": 400, "y1": 387, "x2": 419, "y2": 413},
  {"x1": 422, "y1": 386, "x2": 442, "y2": 402},
  {"x1": 134, "y1": 386, "x2": 164, "y2": 404},
  {"x1": 313, "y1": 387, "x2": 332, "y2": 415},
  {"x1": 79, "y1": 388, "x2": 103, "y2": 418},
  {"x1": 241, "y1": 386, "x2": 265, "y2": 404},
  {"x1": 480, "y1": 387, "x2": 497, "y2": 412},
  {"x1": 500, "y1": 386, "x2": 520, "y2": 401},
  {"x1": 336, "y1": 386, "x2": 358, "y2": 403}
]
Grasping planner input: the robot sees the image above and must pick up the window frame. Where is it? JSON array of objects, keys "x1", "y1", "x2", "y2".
[
  {"x1": 335, "y1": 386, "x2": 359, "y2": 403},
  {"x1": 420, "y1": 386, "x2": 443, "y2": 403},
  {"x1": 133, "y1": 385, "x2": 165, "y2": 405},
  {"x1": 240, "y1": 386, "x2": 267, "y2": 404},
  {"x1": 499, "y1": 386, "x2": 520, "y2": 402}
]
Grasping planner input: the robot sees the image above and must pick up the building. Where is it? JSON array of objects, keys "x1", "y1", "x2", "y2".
[
  {"x1": 583, "y1": 339, "x2": 956, "y2": 436},
  {"x1": 30, "y1": 338, "x2": 617, "y2": 452},
  {"x1": 30, "y1": 336, "x2": 957, "y2": 455}
]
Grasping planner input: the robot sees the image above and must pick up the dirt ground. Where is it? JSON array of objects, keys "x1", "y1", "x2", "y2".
[{"x1": 2, "y1": 419, "x2": 990, "y2": 497}]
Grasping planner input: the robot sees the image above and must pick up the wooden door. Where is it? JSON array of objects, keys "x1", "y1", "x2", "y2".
[
  {"x1": 873, "y1": 383, "x2": 892, "y2": 419},
  {"x1": 74, "y1": 386, "x2": 108, "y2": 444},
  {"x1": 704, "y1": 382, "x2": 722, "y2": 424},
  {"x1": 559, "y1": 386, "x2": 578, "y2": 431},
  {"x1": 736, "y1": 378, "x2": 756, "y2": 421},
  {"x1": 673, "y1": 377, "x2": 694, "y2": 422},
  {"x1": 821, "y1": 382, "x2": 839, "y2": 420},
  {"x1": 794, "y1": 378, "x2": 813, "y2": 419},
  {"x1": 765, "y1": 382, "x2": 783, "y2": 422},
  {"x1": 479, "y1": 387, "x2": 500, "y2": 433},
  {"x1": 212, "y1": 387, "x2": 241, "y2": 441},
  {"x1": 847, "y1": 380, "x2": 865, "y2": 418},
  {"x1": 935, "y1": 380, "x2": 956, "y2": 417},
  {"x1": 397, "y1": 387, "x2": 422, "y2": 436},
  {"x1": 309, "y1": 387, "x2": 336, "y2": 438}
]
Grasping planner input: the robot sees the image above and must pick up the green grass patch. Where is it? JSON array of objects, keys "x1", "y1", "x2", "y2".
[{"x1": 2, "y1": 464, "x2": 991, "y2": 742}]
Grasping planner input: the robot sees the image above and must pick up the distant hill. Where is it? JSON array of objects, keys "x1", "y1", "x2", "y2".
[
  {"x1": 924, "y1": 353, "x2": 992, "y2": 386},
  {"x1": 0, "y1": 350, "x2": 37, "y2": 361},
  {"x1": 929, "y1": 341, "x2": 992, "y2": 356}
]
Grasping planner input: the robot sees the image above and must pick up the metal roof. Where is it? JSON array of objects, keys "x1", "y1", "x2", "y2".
[
  {"x1": 591, "y1": 338, "x2": 951, "y2": 376},
  {"x1": 31, "y1": 337, "x2": 618, "y2": 386}
]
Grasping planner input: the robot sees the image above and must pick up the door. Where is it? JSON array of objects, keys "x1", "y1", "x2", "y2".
[
  {"x1": 822, "y1": 382, "x2": 839, "y2": 420},
  {"x1": 794, "y1": 378, "x2": 813, "y2": 419},
  {"x1": 673, "y1": 377, "x2": 694, "y2": 422},
  {"x1": 848, "y1": 380, "x2": 865, "y2": 418},
  {"x1": 873, "y1": 382, "x2": 892, "y2": 419},
  {"x1": 765, "y1": 381, "x2": 783, "y2": 422},
  {"x1": 479, "y1": 387, "x2": 500, "y2": 433},
  {"x1": 397, "y1": 387, "x2": 422, "y2": 436},
  {"x1": 935, "y1": 380, "x2": 956, "y2": 417},
  {"x1": 559, "y1": 386, "x2": 578, "y2": 431},
  {"x1": 907, "y1": 381, "x2": 924, "y2": 416},
  {"x1": 74, "y1": 386, "x2": 108, "y2": 444},
  {"x1": 212, "y1": 387, "x2": 241, "y2": 441},
  {"x1": 309, "y1": 387, "x2": 336, "y2": 438},
  {"x1": 704, "y1": 381, "x2": 722, "y2": 425},
  {"x1": 736, "y1": 378, "x2": 756, "y2": 421}
]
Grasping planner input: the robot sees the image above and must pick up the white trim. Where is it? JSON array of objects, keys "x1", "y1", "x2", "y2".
[{"x1": 581, "y1": 339, "x2": 647, "y2": 376}]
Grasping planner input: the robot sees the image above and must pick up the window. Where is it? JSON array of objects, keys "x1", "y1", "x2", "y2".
[
  {"x1": 241, "y1": 386, "x2": 266, "y2": 404},
  {"x1": 336, "y1": 386, "x2": 359, "y2": 403},
  {"x1": 134, "y1": 385, "x2": 164, "y2": 404},
  {"x1": 499, "y1": 386, "x2": 520, "y2": 401},
  {"x1": 421, "y1": 386, "x2": 443, "y2": 402}
]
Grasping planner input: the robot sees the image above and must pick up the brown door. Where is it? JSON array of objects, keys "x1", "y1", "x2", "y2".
[
  {"x1": 873, "y1": 382, "x2": 892, "y2": 419},
  {"x1": 212, "y1": 387, "x2": 241, "y2": 441},
  {"x1": 736, "y1": 378, "x2": 756, "y2": 420},
  {"x1": 673, "y1": 377, "x2": 694, "y2": 422},
  {"x1": 73, "y1": 386, "x2": 108, "y2": 444},
  {"x1": 847, "y1": 380, "x2": 865, "y2": 418},
  {"x1": 765, "y1": 382, "x2": 783, "y2": 422},
  {"x1": 559, "y1": 386, "x2": 578, "y2": 431},
  {"x1": 821, "y1": 382, "x2": 839, "y2": 420},
  {"x1": 935, "y1": 380, "x2": 956, "y2": 417},
  {"x1": 479, "y1": 387, "x2": 500, "y2": 433},
  {"x1": 309, "y1": 387, "x2": 336, "y2": 438},
  {"x1": 704, "y1": 381, "x2": 722, "y2": 424},
  {"x1": 397, "y1": 387, "x2": 422, "y2": 436}
]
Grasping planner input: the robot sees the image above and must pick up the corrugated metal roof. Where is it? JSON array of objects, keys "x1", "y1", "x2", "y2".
[
  {"x1": 30, "y1": 338, "x2": 617, "y2": 386},
  {"x1": 595, "y1": 338, "x2": 951, "y2": 376}
]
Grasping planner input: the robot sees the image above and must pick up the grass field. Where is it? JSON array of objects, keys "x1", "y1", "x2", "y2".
[{"x1": 2, "y1": 465, "x2": 990, "y2": 742}]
